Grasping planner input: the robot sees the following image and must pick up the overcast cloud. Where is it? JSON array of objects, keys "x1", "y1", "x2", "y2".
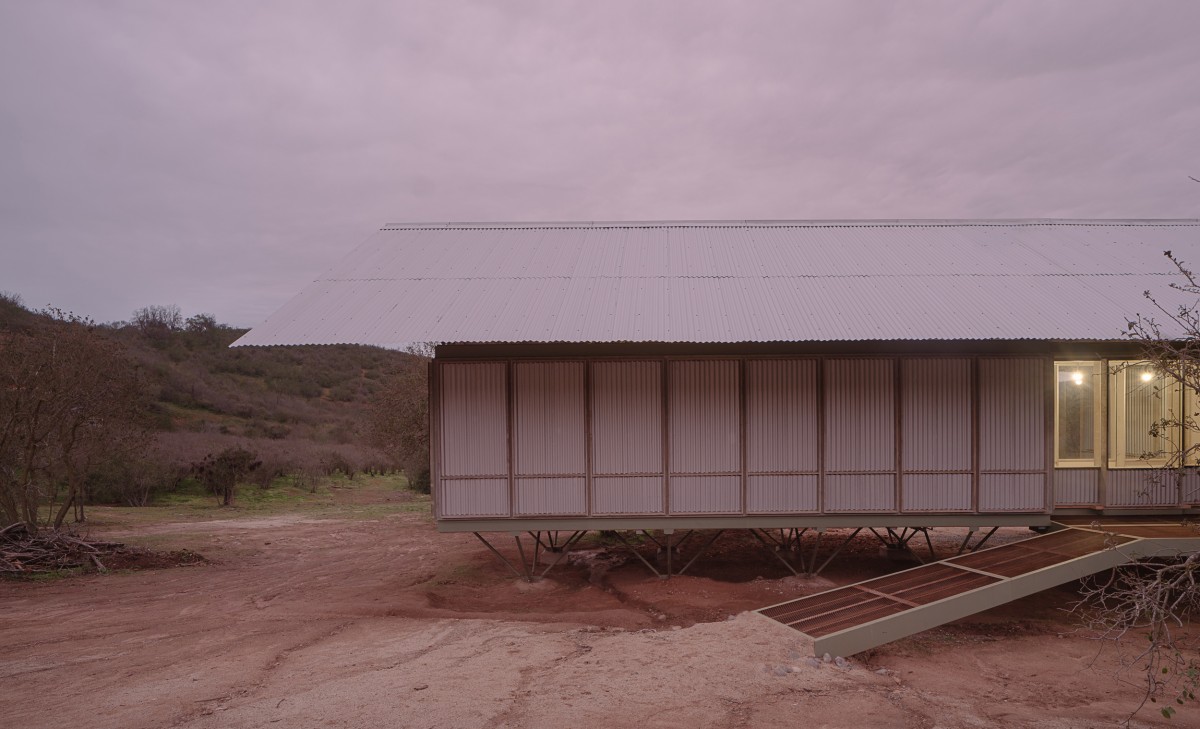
[{"x1": 1, "y1": 1, "x2": 1198, "y2": 326}]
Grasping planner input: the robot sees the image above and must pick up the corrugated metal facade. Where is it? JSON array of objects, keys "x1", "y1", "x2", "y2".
[
  {"x1": 747, "y1": 475, "x2": 820, "y2": 514},
  {"x1": 592, "y1": 476, "x2": 664, "y2": 515},
  {"x1": 513, "y1": 361, "x2": 586, "y2": 476},
  {"x1": 824, "y1": 359, "x2": 895, "y2": 473},
  {"x1": 440, "y1": 479, "x2": 509, "y2": 518},
  {"x1": 670, "y1": 476, "x2": 742, "y2": 514},
  {"x1": 746, "y1": 359, "x2": 819, "y2": 473},
  {"x1": 824, "y1": 475, "x2": 897, "y2": 512},
  {"x1": 590, "y1": 361, "x2": 663, "y2": 475},
  {"x1": 515, "y1": 478, "x2": 586, "y2": 516},
  {"x1": 901, "y1": 359, "x2": 972, "y2": 471},
  {"x1": 979, "y1": 358, "x2": 1046, "y2": 472},
  {"x1": 668, "y1": 360, "x2": 740, "y2": 474},
  {"x1": 1054, "y1": 469, "x2": 1099, "y2": 506},
  {"x1": 234, "y1": 220, "x2": 1200, "y2": 349},
  {"x1": 435, "y1": 355, "x2": 1057, "y2": 521},
  {"x1": 438, "y1": 362, "x2": 508, "y2": 478},
  {"x1": 1107, "y1": 470, "x2": 1181, "y2": 507},
  {"x1": 903, "y1": 474, "x2": 973, "y2": 512},
  {"x1": 978, "y1": 474, "x2": 1044, "y2": 512}
]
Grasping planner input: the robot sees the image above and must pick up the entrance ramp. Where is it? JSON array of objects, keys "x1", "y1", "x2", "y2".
[{"x1": 757, "y1": 523, "x2": 1200, "y2": 658}]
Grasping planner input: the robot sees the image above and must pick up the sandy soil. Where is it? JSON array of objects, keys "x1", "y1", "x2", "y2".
[{"x1": 0, "y1": 499, "x2": 1187, "y2": 729}]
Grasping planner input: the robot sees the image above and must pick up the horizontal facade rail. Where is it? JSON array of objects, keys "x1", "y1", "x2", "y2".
[{"x1": 435, "y1": 513, "x2": 1054, "y2": 533}]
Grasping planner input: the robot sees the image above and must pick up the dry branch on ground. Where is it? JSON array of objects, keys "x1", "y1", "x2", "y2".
[{"x1": 0, "y1": 522, "x2": 205, "y2": 575}]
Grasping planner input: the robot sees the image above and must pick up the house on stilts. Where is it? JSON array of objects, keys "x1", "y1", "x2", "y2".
[{"x1": 235, "y1": 219, "x2": 1200, "y2": 655}]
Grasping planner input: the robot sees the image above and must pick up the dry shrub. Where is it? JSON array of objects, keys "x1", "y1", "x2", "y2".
[{"x1": 155, "y1": 432, "x2": 381, "y2": 475}]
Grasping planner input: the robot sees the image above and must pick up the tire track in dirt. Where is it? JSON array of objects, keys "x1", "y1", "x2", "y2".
[{"x1": 167, "y1": 619, "x2": 359, "y2": 727}]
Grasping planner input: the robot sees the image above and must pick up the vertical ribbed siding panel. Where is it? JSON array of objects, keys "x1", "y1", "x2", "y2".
[
  {"x1": 1184, "y1": 471, "x2": 1200, "y2": 505},
  {"x1": 591, "y1": 361, "x2": 663, "y2": 475},
  {"x1": 440, "y1": 479, "x2": 509, "y2": 517},
  {"x1": 592, "y1": 477, "x2": 664, "y2": 514},
  {"x1": 513, "y1": 361, "x2": 586, "y2": 476},
  {"x1": 747, "y1": 475, "x2": 819, "y2": 513},
  {"x1": 746, "y1": 359, "x2": 819, "y2": 472},
  {"x1": 439, "y1": 362, "x2": 508, "y2": 477},
  {"x1": 902, "y1": 474, "x2": 972, "y2": 511},
  {"x1": 1054, "y1": 469, "x2": 1099, "y2": 506},
  {"x1": 901, "y1": 359, "x2": 971, "y2": 471},
  {"x1": 515, "y1": 478, "x2": 587, "y2": 515},
  {"x1": 1106, "y1": 470, "x2": 1181, "y2": 507},
  {"x1": 825, "y1": 359, "x2": 896, "y2": 472},
  {"x1": 669, "y1": 360, "x2": 741, "y2": 473},
  {"x1": 978, "y1": 474, "x2": 1044, "y2": 511},
  {"x1": 979, "y1": 358, "x2": 1045, "y2": 470},
  {"x1": 670, "y1": 476, "x2": 742, "y2": 514},
  {"x1": 823, "y1": 475, "x2": 896, "y2": 511}
]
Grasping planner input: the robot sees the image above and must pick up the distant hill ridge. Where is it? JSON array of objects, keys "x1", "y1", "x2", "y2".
[{"x1": 0, "y1": 293, "x2": 413, "y2": 472}]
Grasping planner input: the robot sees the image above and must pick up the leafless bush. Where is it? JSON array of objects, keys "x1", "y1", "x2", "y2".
[
  {"x1": 1, "y1": 309, "x2": 151, "y2": 529},
  {"x1": 132, "y1": 304, "x2": 182, "y2": 343},
  {"x1": 322, "y1": 451, "x2": 356, "y2": 479},
  {"x1": 1095, "y1": 250, "x2": 1200, "y2": 720},
  {"x1": 87, "y1": 455, "x2": 182, "y2": 507},
  {"x1": 368, "y1": 346, "x2": 430, "y2": 492},
  {"x1": 192, "y1": 447, "x2": 261, "y2": 506},
  {"x1": 154, "y1": 432, "x2": 381, "y2": 475},
  {"x1": 1072, "y1": 545, "x2": 1200, "y2": 721},
  {"x1": 249, "y1": 459, "x2": 292, "y2": 490}
]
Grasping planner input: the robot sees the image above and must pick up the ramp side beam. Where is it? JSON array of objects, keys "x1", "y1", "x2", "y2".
[{"x1": 811, "y1": 541, "x2": 1145, "y2": 658}]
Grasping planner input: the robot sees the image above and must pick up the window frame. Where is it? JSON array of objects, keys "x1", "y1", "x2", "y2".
[
  {"x1": 1053, "y1": 360, "x2": 1103, "y2": 468},
  {"x1": 1107, "y1": 360, "x2": 1182, "y2": 469}
]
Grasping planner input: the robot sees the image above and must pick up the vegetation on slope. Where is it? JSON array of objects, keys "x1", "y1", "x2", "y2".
[{"x1": 0, "y1": 292, "x2": 428, "y2": 524}]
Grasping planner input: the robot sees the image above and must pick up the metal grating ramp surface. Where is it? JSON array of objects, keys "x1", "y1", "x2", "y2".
[{"x1": 757, "y1": 525, "x2": 1200, "y2": 658}]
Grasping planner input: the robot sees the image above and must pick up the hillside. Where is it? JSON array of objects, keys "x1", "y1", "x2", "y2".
[{"x1": 0, "y1": 293, "x2": 415, "y2": 477}]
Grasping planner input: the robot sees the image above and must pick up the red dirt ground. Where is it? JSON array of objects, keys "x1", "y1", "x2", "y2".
[{"x1": 0, "y1": 495, "x2": 1190, "y2": 728}]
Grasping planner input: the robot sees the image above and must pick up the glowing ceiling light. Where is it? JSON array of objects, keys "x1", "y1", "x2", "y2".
[
  {"x1": 1072, "y1": 371, "x2": 1084, "y2": 386},
  {"x1": 1141, "y1": 371, "x2": 1154, "y2": 382}
]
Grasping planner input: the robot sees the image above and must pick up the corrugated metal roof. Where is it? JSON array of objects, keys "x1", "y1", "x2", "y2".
[{"x1": 232, "y1": 219, "x2": 1200, "y2": 347}]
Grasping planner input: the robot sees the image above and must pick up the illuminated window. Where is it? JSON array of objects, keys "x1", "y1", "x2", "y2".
[
  {"x1": 1054, "y1": 361, "x2": 1101, "y2": 466},
  {"x1": 1108, "y1": 361, "x2": 1180, "y2": 468}
]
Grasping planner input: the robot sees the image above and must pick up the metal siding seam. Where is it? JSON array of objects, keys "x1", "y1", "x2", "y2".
[
  {"x1": 663, "y1": 356, "x2": 671, "y2": 516},
  {"x1": 895, "y1": 358, "x2": 903, "y2": 514},
  {"x1": 1044, "y1": 357, "x2": 1054, "y2": 513},
  {"x1": 740, "y1": 357, "x2": 748, "y2": 515},
  {"x1": 1099, "y1": 354, "x2": 1108, "y2": 503},
  {"x1": 972, "y1": 357, "x2": 980, "y2": 514},
  {"x1": 585, "y1": 360, "x2": 593, "y2": 516},
  {"x1": 431, "y1": 360, "x2": 441, "y2": 520},
  {"x1": 818, "y1": 357, "x2": 826, "y2": 515},
  {"x1": 506, "y1": 360, "x2": 514, "y2": 517}
]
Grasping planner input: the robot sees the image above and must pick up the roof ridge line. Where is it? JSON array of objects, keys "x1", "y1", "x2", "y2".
[{"x1": 379, "y1": 218, "x2": 1200, "y2": 230}]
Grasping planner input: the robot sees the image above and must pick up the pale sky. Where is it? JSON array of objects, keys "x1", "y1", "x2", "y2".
[{"x1": 1, "y1": 1, "x2": 1198, "y2": 326}]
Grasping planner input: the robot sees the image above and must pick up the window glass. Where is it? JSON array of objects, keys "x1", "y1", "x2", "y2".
[
  {"x1": 1055, "y1": 362, "x2": 1099, "y2": 465},
  {"x1": 1108, "y1": 361, "x2": 1179, "y2": 468}
]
